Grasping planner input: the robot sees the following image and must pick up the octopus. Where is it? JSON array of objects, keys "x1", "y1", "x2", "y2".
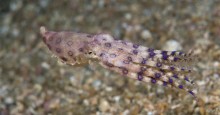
[{"x1": 40, "y1": 26, "x2": 197, "y2": 100}]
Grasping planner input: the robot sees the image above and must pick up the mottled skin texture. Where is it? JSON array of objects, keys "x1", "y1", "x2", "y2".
[{"x1": 40, "y1": 26, "x2": 197, "y2": 99}]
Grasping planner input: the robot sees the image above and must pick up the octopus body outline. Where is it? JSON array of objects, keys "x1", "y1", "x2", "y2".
[{"x1": 40, "y1": 26, "x2": 197, "y2": 100}]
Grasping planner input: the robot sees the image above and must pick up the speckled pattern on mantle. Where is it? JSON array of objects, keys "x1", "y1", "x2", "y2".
[{"x1": 0, "y1": 0, "x2": 220, "y2": 115}]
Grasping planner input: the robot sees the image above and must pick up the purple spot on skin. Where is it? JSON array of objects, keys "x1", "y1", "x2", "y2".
[
  {"x1": 110, "y1": 54, "x2": 117, "y2": 58},
  {"x1": 179, "y1": 52, "x2": 183, "y2": 55},
  {"x1": 99, "y1": 53, "x2": 105, "y2": 57},
  {"x1": 133, "y1": 44, "x2": 139, "y2": 49},
  {"x1": 169, "y1": 78, "x2": 173, "y2": 83},
  {"x1": 56, "y1": 48, "x2": 61, "y2": 53},
  {"x1": 162, "y1": 51, "x2": 168, "y2": 60},
  {"x1": 174, "y1": 57, "x2": 179, "y2": 62},
  {"x1": 127, "y1": 56, "x2": 132, "y2": 61},
  {"x1": 184, "y1": 77, "x2": 189, "y2": 81},
  {"x1": 179, "y1": 85, "x2": 184, "y2": 89},
  {"x1": 141, "y1": 58, "x2": 147, "y2": 64},
  {"x1": 155, "y1": 73, "x2": 161, "y2": 79},
  {"x1": 137, "y1": 72, "x2": 143, "y2": 81},
  {"x1": 140, "y1": 67, "x2": 146, "y2": 71},
  {"x1": 122, "y1": 68, "x2": 128, "y2": 74},
  {"x1": 172, "y1": 74, "x2": 178, "y2": 79},
  {"x1": 79, "y1": 48, "x2": 84, "y2": 52},
  {"x1": 105, "y1": 62, "x2": 114, "y2": 67},
  {"x1": 163, "y1": 81, "x2": 167, "y2": 86},
  {"x1": 133, "y1": 50, "x2": 138, "y2": 55},
  {"x1": 105, "y1": 43, "x2": 111, "y2": 47},
  {"x1": 181, "y1": 68, "x2": 185, "y2": 71},
  {"x1": 123, "y1": 60, "x2": 130, "y2": 64},
  {"x1": 189, "y1": 90, "x2": 195, "y2": 96},
  {"x1": 149, "y1": 52, "x2": 155, "y2": 58},
  {"x1": 170, "y1": 66, "x2": 175, "y2": 71},
  {"x1": 156, "y1": 62, "x2": 162, "y2": 67},
  {"x1": 148, "y1": 48, "x2": 154, "y2": 52},
  {"x1": 162, "y1": 54, "x2": 168, "y2": 60},
  {"x1": 161, "y1": 51, "x2": 168, "y2": 55},
  {"x1": 171, "y1": 51, "x2": 175, "y2": 56},
  {"x1": 151, "y1": 78, "x2": 156, "y2": 84}
]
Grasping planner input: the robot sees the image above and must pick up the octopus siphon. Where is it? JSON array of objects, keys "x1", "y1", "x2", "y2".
[{"x1": 40, "y1": 26, "x2": 197, "y2": 100}]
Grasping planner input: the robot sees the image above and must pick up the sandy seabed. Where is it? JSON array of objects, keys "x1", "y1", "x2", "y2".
[{"x1": 0, "y1": 0, "x2": 220, "y2": 115}]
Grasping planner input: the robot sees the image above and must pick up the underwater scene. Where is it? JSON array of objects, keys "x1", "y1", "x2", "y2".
[{"x1": 0, "y1": 0, "x2": 220, "y2": 115}]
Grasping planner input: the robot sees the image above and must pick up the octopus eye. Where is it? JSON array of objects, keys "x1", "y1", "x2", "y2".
[{"x1": 60, "y1": 57, "x2": 67, "y2": 61}]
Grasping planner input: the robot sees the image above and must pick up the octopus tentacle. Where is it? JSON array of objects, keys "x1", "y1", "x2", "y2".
[
  {"x1": 99, "y1": 61, "x2": 197, "y2": 99},
  {"x1": 115, "y1": 40, "x2": 195, "y2": 61},
  {"x1": 95, "y1": 41, "x2": 193, "y2": 73}
]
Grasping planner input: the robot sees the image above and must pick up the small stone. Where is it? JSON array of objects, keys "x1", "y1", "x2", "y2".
[
  {"x1": 41, "y1": 62, "x2": 50, "y2": 69},
  {"x1": 34, "y1": 84, "x2": 42, "y2": 92},
  {"x1": 4, "y1": 97, "x2": 14, "y2": 104},
  {"x1": 105, "y1": 87, "x2": 113, "y2": 92},
  {"x1": 92, "y1": 80, "x2": 102, "y2": 89},
  {"x1": 83, "y1": 99, "x2": 90, "y2": 106},
  {"x1": 162, "y1": 40, "x2": 182, "y2": 51},
  {"x1": 99, "y1": 99, "x2": 110, "y2": 112},
  {"x1": 141, "y1": 29, "x2": 152, "y2": 40},
  {"x1": 113, "y1": 96, "x2": 121, "y2": 102},
  {"x1": 125, "y1": 13, "x2": 132, "y2": 20}
]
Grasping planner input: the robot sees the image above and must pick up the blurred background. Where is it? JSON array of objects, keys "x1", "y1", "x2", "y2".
[{"x1": 0, "y1": 0, "x2": 220, "y2": 115}]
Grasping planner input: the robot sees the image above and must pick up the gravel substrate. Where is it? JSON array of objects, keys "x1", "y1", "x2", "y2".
[{"x1": 1, "y1": 0, "x2": 220, "y2": 115}]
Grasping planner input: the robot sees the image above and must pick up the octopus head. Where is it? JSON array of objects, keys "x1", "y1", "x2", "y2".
[{"x1": 40, "y1": 26, "x2": 93, "y2": 66}]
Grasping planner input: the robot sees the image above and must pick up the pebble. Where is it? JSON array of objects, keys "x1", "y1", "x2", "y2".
[
  {"x1": 147, "y1": 111, "x2": 154, "y2": 115},
  {"x1": 122, "y1": 109, "x2": 130, "y2": 115},
  {"x1": 113, "y1": 96, "x2": 121, "y2": 102},
  {"x1": 10, "y1": 0, "x2": 22, "y2": 11},
  {"x1": 41, "y1": 62, "x2": 50, "y2": 69},
  {"x1": 99, "y1": 99, "x2": 110, "y2": 112},
  {"x1": 4, "y1": 97, "x2": 14, "y2": 105},
  {"x1": 105, "y1": 87, "x2": 113, "y2": 92},
  {"x1": 83, "y1": 99, "x2": 90, "y2": 106},
  {"x1": 125, "y1": 13, "x2": 132, "y2": 20},
  {"x1": 141, "y1": 29, "x2": 152, "y2": 40},
  {"x1": 92, "y1": 80, "x2": 102, "y2": 89},
  {"x1": 162, "y1": 40, "x2": 182, "y2": 51},
  {"x1": 39, "y1": 0, "x2": 50, "y2": 8}
]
